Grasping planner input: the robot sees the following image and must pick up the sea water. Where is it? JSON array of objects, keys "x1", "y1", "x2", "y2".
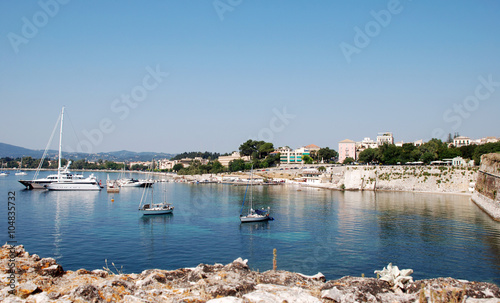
[{"x1": 1, "y1": 171, "x2": 499, "y2": 285}]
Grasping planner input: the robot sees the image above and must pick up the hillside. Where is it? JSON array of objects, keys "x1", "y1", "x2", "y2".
[{"x1": 0, "y1": 142, "x2": 175, "y2": 162}]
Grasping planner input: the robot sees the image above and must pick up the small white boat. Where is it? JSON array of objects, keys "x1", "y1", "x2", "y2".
[
  {"x1": 139, "y1": 202, "x2": 174, "y2": 215},
  {"x1": 118, "y1": 178, "x2": 154, "y2": 187},
  {"x1": 138, "y1": 163, "x2": 173, "y2": 216},
  {"x1": 0, "y1": 162, "x2": 9, "y2": 176},
  {"x1": 139, "y1": 187, "x2": 174, "y2": 215},
  {"x1": 240, "y1": 166, "x2": 273, "y2": 223},
  {"x1": 14, "y1": 159, "x2": 28, "y2": 175}
]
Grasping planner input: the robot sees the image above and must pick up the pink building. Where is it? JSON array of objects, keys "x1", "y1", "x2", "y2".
[{"x1": 338, "y1": 139, "x2": 356, "y2": 163}]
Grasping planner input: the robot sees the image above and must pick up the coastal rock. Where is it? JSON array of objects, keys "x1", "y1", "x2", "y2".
[
  {"x1": 1, "y1": 245, "x2": 499, "y2": 303},
  {"x1": 17, "y1": 282, "x2": 40, "y2": 298},
  {"x1": 243, "y1": 284, "x2": 321, "y2": 303}
]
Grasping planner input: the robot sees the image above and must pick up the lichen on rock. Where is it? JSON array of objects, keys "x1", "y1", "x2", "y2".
[{"x1": 1, "y1": 244, "x2": 499, "y2": 303}]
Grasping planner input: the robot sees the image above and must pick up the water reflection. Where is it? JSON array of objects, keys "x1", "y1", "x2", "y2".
[{"x1": 140, "y1": 214, "x2": 174, "y2": 225}]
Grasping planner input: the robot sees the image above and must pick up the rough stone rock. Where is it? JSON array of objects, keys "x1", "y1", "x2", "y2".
[
  {"x1": 17, "y1": 282, "x2": 40, "y2": 298},
  {"x1": 72, "y1": 284, "x2": 102, "y2": 302},
  {"x1": 207, "y1": 297, "x2": 243, "y2": 303},
  {"x1": 2, "y1": 245, "x2": 500, "y2": 303},
  {"x1": 244, "y1": 284, "x2": 321, "y2": 303},
  {"x1": 42, "y1": 265, "x2": 64, "y2": 277}
]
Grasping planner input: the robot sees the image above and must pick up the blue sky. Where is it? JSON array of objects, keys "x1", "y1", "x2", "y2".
[{"x1": 1, "y1": 1, "x2": 499, "y2": 154}]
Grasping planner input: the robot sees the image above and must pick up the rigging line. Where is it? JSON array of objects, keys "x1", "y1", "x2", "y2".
[
  {"x1": 34, "y1": 112, "x2": 61, "y2": 180},
  {"x1": 64, "y1": 109, "x2": 88, "y2": 157}
]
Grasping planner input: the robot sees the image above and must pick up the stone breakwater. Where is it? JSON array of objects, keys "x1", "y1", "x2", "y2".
[
  {"x1": 472, "y1": 153, "x2": 500, "y2": 221},
  {"x1": 2, "y1": 245, "x2": 500, "y2": 303},
  {"x1": 305, "y1": 166, "x2": 477, "y2": 193}
]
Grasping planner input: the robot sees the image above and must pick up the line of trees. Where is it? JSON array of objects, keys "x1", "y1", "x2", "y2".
[
  {"x1": 0, "y1": 157, "x2": 128, "y2": 170},
  {"x1": 357, "y1": 139, "x2": 500, "y2": 165}
]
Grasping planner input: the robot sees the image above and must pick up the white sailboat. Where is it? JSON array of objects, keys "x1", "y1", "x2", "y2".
[
  {"x1": 44, "y1": 107, "x2": 101, "y2": 191},
  {"x1": 0, "y1": 162, "x2": 9, "y2": 176},
  {"x1": 138, "y1": 162, "x2": 173, "y2": 215},
  {"x1": 15, "y1": 159, "x2": 27, "y2": 176},
  {"x1": 239, "y1": 166, "x2": 273, "y2": 223}
]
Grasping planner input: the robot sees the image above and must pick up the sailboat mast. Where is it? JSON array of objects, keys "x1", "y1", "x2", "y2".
[
  {"x1": 57, "y1": 107, "x2": 65, "y2": 181},
  {"x1": 250, "y1": 165, "x2": 253, "y2": 210}
]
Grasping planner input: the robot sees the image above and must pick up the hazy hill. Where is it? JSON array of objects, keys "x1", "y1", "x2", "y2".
[{"x1": 0, "y1": 143, "x2": 175, "y2": 162}]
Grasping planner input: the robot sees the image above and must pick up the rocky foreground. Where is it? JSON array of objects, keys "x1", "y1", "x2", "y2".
[{"x1": 1, "y1": 245, "x2": 499, "y2": 303}]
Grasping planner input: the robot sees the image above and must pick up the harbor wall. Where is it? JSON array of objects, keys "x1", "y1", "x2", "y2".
[
  {"x1": 332, "y1": 165, "x2": 477, "y2": 193},
  {"x1": 471, "y1": 153, "x2": 500, "y2": 221}
]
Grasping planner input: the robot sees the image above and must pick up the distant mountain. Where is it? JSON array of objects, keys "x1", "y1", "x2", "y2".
[
  {"x1": 0, "y1": 143, "x2": 175, "y2": 162},
  {"x1": 0, "y1": 143, "x2": 47, "y2": 158}
]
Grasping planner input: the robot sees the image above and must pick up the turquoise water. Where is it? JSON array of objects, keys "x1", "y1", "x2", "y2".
[{"x1": 1, "y1": 171, "x2": 500, "y2": 285}]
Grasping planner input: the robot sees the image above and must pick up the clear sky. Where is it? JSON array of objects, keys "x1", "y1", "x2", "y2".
[{"x1": 1, "y1": 1, "x2": 499, "y2": 154}]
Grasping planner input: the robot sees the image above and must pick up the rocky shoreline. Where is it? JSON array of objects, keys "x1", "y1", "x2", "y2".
[{"x1": 2, "y1": 245, "x2": 499, "y2": 303}]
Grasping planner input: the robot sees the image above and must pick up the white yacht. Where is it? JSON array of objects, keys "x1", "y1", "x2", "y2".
[
  {"x1": 19, "y1": 161, "x2": 78, "y2": 189},
  {"x1": 118, "y1": 178, "x2": 154, "y2": 187},
  {"x1": 19, "y1": 107, "x2": 101, "y2": 191}
]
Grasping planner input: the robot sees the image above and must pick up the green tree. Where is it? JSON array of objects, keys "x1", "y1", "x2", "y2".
[
  {"x1": 317, "y1": 147, "x2": 338, "y2": 163},
  {"x1": 258, "y1": 142, "x2": 274, "y2": 158},
  {"x1": 210, "y1": 160, "x2": 225, "y2": 174},
  {"x1": 229, "y1": 159, "x2": 245, "y2": 172},
  {"x1": 172, "y1": 163, "x2": 184, "y2": 172},
  {"x1": 447, "y1": 133, "x2": 453, "y2": 143},
  {"x1": 302, "y1": 155, "x2": 313, "y2": 164},
  {"x1": 343, "y1": 157, "x2": 355, "y2": 165},
  {"x1": 358, "y1": 148, "x2": 377, "y2": 164}
]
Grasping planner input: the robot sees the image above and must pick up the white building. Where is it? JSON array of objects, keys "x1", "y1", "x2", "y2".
[
  {"x1": 453, "y1": 136, "x2": 470, "y2": 148},
  {"x1": 279, "y1": 146, "x2": 310, "y2": 164},
  {"x1": 452, "y1": 156, "x2": 474, "y2": 167},
  {"x1": 218, "y1": 152, "x2": 250, "y2": 167},
  {"x1": 377, "y1": 132, "x2": 394, "y2": 146}
]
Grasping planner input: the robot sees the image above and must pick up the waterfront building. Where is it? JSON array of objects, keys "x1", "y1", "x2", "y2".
[
  {"x1": 377, "y1": 132, "x2": 394, "y2": 146},
  {"x1": 304, "y1": 144, "x2": 321, "y2": 152},
  {"x1": 279, "y1": 146, "x2": 310, "y2": 164},
  {"x1": 453, "y1": 136, "x2": 471, "y2": 148},
  {"x1": 471, "y1": 137, "x2": 499, "y2": 145},
  {"x1": 338, "y1": 139, "x2": 356, "y2": 163},
  {"x1": 218, "y1": 152, "x2": 250, "y2": 167},
  {"x1": 414, "y1": 139, "x2": 424, "y2": 147},
  {"x1": 452, "y1": 156, "x2": 474, "y2": 167},
  {"x1": 129, "y1": 161, "x2": 152, "y2": 169},
  {"x1": 157, "y1": 159, "x2": 177, "y2": 170}
]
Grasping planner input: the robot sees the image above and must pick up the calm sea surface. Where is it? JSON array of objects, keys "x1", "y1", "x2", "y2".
[{"x1": 1, "y1": 171, "x2": 499, "y2": 285}]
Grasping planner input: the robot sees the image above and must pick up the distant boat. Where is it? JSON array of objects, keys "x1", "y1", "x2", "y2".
[
  {"x1": 15, "y1": 159, "x2": 27, "y2": 176},
  {"x1": 117, "y1": 166, "x2": 154, "y2": 187},
  {"x1": 118, "y1": 178, "x2": 154, "y2": 187},
  {"x1": 240, "y1": 166, "x2": 273, "y2": 223},
  {"x1": 106, "y1": 174, "x2": 120, "y2": 193},
  {"x1": 0, "y1": 162, "x2": 9, "y2": 176},
  {"x1": 138, "y1": 161, "x2": 173, "y2": 215}
]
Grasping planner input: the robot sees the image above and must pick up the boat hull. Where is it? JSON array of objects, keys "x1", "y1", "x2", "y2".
[
  {"x1": 140, "y1": 209, "x2": 174, "y2": 215},
  {"x1": 139, "y1": 203, "x2": 174, "y2": 216},
  {"x1": 240, "y1": 215, "x2": 271, "y2": 223},
  {"x1": 19, "y1": 180, "x2": 52, "y2": 189},
  {"x1": 46, "y1": 182, "x2": 101, "y2": 191}
]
